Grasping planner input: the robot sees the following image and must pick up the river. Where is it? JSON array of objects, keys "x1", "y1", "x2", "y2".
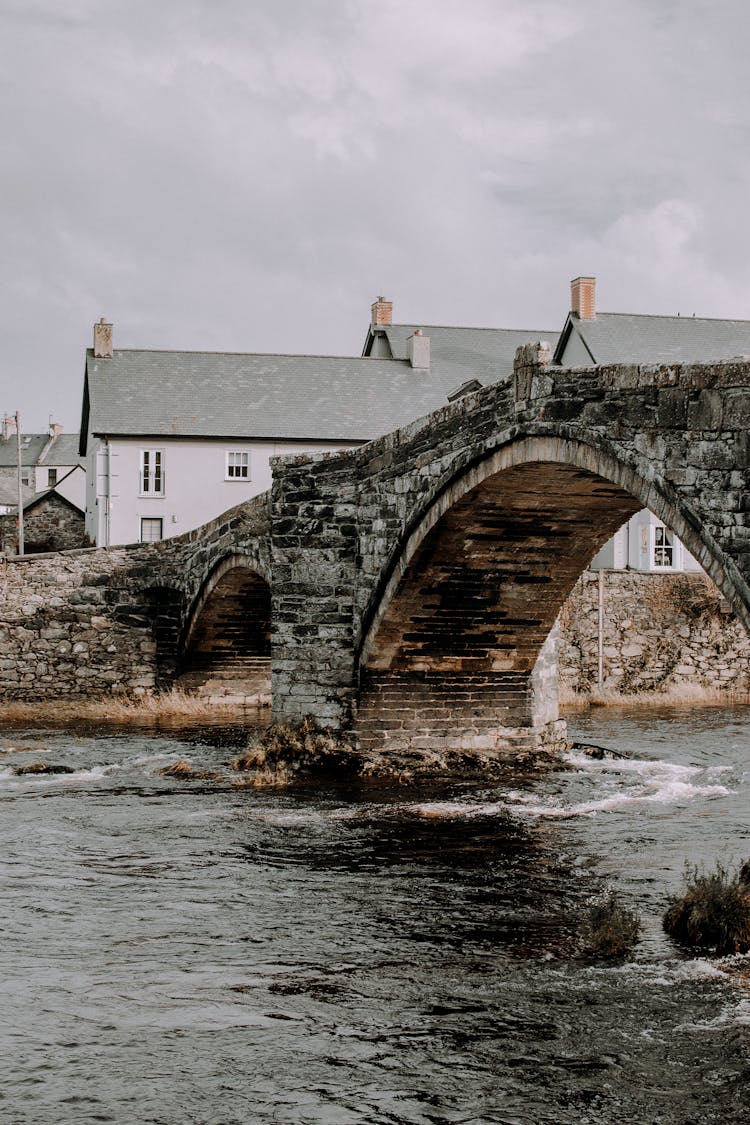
[{"x1": 2, "y1": 706, "x2": 750, "y2": 1124}]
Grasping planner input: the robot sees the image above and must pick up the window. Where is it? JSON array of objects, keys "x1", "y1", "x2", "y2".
[
  {"x1": 652, "y1": 524, "x2": 674, "y2": 568},
  {"x1": 20, "y1": 468, "x2": 30, "y2": 486},
  {"x1": 47, "y1": 468, "x2": 58, "y2": 488},
  {"x1": 140, "y1": 517, "x2": 163, "y2": 543},
  {"x1": 140, "y1": 449, "x2": 164, "y2": 495},
  {"x1": 226, "y1": 450, "x2": 249, "y2": 480}
]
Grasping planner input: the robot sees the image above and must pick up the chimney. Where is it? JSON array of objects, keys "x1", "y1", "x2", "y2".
[
  {"x1": 371, "y1": 296, "x2": 393, "y2": 327},
  {"x1": 408, "y1": 328, "x2": 430, "y2": 369},
  {"x1": 2, "y1": 415, "x2": 17, "y2": 442},
  {"x1": 49, "y1": 421, "x2": 63, "y2": 438},
  {"x1": 571, "y1": 276, "x2": 596, "y2": 319},
  {"x1": 93, "y1": 316, "x2": 113, "y2": 358}
]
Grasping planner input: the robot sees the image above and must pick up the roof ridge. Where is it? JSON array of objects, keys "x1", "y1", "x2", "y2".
[
  {"x1": 390, "y1": 322, "x2": 557, "y2": 334},
  {"x1": 591, "y1": 311, "x2": 750, "y2": 325},
  {"x1": 89, "y1": 347, "x2": 410, "y2": 363}
]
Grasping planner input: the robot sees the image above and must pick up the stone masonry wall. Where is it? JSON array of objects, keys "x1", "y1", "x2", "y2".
[
  {"x1": 1, "y1": 494, "x2": 86, "y2": 555},
  {"x1": 0, "y1": 546, "x2": 157, "y2": 699},
  {"x1": 559, "y1": 570, "x2": 750, "y2": 696}
]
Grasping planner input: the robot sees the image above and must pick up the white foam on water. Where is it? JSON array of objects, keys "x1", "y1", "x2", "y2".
[
  {"x1": 508, "y1": 779, "x2": 733, "y2": 820},
  {"x1": 402, "y1": 752, "x2": 734, "y2": 822}
]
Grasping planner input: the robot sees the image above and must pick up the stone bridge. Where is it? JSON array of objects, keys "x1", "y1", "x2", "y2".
[
  {"x1": 3, "y1": 344, "x2": 750, "y2": 755},
  {"x1": 270, "y1": 344, "x2": 750, "y2": 753}
]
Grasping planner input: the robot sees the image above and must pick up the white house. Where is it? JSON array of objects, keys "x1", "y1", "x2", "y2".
[
  {"x1": 79, "y1": 309, "x2": 559, "y2": 547},
  {"x1": 0, "y1": 418, "x2": 85, "y2": 506}
]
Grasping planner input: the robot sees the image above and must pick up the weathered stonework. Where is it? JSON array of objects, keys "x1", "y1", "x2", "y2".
[
  {"x1": 559, "y1": 570, "x2": 750, "y2": 696},
  {"x1": 270, "y1": 347, "x2": 750, "y2": 754},
  {"x1": 0, "y1": 495, "x2": 270, "y2": 701},
  {"x1": 1, "y1": 493, "x2": 86, "y2": 556}
]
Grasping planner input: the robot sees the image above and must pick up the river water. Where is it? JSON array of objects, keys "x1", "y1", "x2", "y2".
[{"x1": 2, "y1": 706, "x2": 750, "y2": 1124}]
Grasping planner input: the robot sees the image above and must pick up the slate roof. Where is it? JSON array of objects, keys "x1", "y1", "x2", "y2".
[
  {"x1": 41, "y1": 434, "x2": 85, "y2": 467},
  {"x1": 365, "y1": 323, "x2": 558, "y2": 393},
  {"x1": 0, "y1": 476, "x2": 34, "y2": 507},
  {"x1": 0, "y1": 433, "x2": 84, "y2": 469},
  {"x1": 554, "y1": 311, "x2": 750, "y2": 366},
  {"x1": 81, "y1": 349, "x2": 458, "y2": 451}
]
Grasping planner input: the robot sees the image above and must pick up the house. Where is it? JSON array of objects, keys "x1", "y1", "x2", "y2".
[
  {"x1": 0, "y1": 417, "x2": 86, "y2": 507},
  {"x1": 0, "y1": 477, "x2": 86, "y2": 555},
  {"x1": 79, "y1": 309, "x2": 558, "y2": 546}
]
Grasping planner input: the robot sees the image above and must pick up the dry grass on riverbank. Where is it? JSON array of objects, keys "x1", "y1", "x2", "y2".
[
  {"x1": 561, "y1": 684, "x2": 750, "y2": 711},
  {"x1": 0, "y1": 688, "x2": 269, "y2": 725}
]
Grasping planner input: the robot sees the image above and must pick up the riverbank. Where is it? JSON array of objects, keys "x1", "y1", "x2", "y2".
[
  {"x1": 3, "y1": 682, "x2": 750, "y2": 735},
  {"x1": 0, "y1": 688, "x2": 269, "y2": 727},
  {"x1": 560, "y1": 683, "x2": 750, "y2": 711}
]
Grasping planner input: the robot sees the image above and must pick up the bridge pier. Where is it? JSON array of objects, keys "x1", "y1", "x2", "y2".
[{"x1": 354, "y1": 627, "x2": 566, "y2": 758}]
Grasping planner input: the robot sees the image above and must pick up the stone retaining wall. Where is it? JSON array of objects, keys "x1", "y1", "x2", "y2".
[
  {"x1": 0, "y1": 546, "x2": 157, "y2": 699},
  {"x1": 559, "y1": 570, "x2": 750, "y2": 696}
]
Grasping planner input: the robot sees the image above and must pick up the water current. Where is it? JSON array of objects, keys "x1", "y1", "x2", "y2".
[{"x1": 3, "y1": 706, "x2": 750, "y2": 1124}]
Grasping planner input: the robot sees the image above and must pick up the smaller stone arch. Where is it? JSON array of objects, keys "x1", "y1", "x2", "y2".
[{"x1": 178, "y1": 554, "x2": 271, "y2": 701}]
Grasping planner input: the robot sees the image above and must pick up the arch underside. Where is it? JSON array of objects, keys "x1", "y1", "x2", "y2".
[
  {"x1": 179, "y1": 566, "x2": 271, "y2": 699},
  {"x1": 366, "y1": 461, "x2": 642, "y2": 675},
  {"x1": 356, "y1": 459, "x2": 643, "y2": 754}
]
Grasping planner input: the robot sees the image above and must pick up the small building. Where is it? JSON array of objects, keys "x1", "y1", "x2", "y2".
[{"x1": 0, "y1": 418, "x2": 85, "y2": 507}]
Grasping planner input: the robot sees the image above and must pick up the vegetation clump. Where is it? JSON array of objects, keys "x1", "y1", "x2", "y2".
[
  {"x1": 157, "y1": 760, "x2": 223, "y2": 781},
  {"x1": 578, "y1": 889, "x2": 642, "y2": 959},
  {"x1": 231, "y1": 716, "x2": 362, "y2": 785},
  {"x1": 12, "y1": 761, "x2": 74, "y2": 776},
  {"x1": 663, "y1": 861, "x2": 750, "y2": 955}
]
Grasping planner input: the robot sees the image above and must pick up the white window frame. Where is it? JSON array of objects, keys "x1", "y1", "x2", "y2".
[
  {"x1": 651, "y1": 522, "x2": 679, "y2": 570},
  {"x1": 139, "y1": 448, "x2": 165, "y2": 496},
  {"x1": 139, "y1": 516, "x2": 163, "y2": 543},
  {"x1": 47, "y1": 468, "x2": 58, "y2": 488},
  {"x1": 225, "y1": 450, "x2": 250, "y2": 481}
]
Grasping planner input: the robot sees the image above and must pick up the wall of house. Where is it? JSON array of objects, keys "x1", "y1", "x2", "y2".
[
  {"x1": 1, "y1": 494, "x2": 86, "y2": 555},
  {"x1": 87, "y1": 435, "x2": 361, "y2": 546},
  {"x1": 559, "y1": 569, "x2": 750, "y2": 696}
]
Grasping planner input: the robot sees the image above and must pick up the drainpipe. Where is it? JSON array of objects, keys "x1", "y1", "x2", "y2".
[
  {"x1": 597, "y1": 569, "x2": 604, "y2": 689},
  {"x1": 15, "y1": 411, "x2": 24, "y2": 556}
]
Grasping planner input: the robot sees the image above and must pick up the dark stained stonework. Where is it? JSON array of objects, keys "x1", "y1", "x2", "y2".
[{"x1": 0, "y1": 495, "x2": 270, "y2": 700}]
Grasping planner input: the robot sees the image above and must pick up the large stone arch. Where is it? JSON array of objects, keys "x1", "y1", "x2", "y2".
[
  {"x1": 178, "y1": 553, "x2": 272, "y2": 699},
  {"x1": 357, "y1": 433, "x2": 746, "y2": 672},
  {"x1": 352, "y1": 432, "x2": 749, "y2": 755}
]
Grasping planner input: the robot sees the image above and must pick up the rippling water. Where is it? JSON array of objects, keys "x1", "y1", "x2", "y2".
[{"x1": 3, "y1": 707, "x2": 750, "y2": 1124}]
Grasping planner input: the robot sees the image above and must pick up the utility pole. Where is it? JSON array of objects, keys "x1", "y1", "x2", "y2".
[{"x1": 15, "y1": 411, "x2": 24, "y2": 556}]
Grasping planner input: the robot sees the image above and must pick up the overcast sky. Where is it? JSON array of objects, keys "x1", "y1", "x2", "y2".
[{"x1": 2, "y1": 0, "x2": 750, "y2": 430}]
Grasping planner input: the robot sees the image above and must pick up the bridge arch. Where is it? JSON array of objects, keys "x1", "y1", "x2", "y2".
[
  {"x1": 179, "y1": 553, "x2": 272, "y2": 699},
  {"x1": 358, "y1": 433, "x2": 744, "y2": 670},
  {"x1": 354, "y1": 433, "x2": 745, "y2": 755}
]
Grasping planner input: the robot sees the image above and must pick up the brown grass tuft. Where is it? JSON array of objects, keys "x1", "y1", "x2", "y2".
[
  {"x1": 156, "y1": 759, "x2": 224, "y2": 781},
  {"x1": 561, "y1": 684, "x2": 750, "y2": 711},
  {"x1": 232, "y1": 715, "x2": 362, "y2": 786},
  {"x1": 0, "y1": 688, "x2": 265, "y2": 726}
]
